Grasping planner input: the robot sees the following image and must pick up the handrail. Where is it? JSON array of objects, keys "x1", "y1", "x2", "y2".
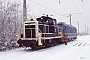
[{"x1": 38, "y1": 28, "x2": 42, "y2": 34}]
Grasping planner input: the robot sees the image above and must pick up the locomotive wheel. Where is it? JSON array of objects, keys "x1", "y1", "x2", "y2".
[
  {"x1": 31, "y1": 47, "x2": 37, "y2": 50},
  {"x1": 19, "y1": 44, "x2": 22, "y2": 47},
  {"x1": 31, "y1": 46, "x2": 42, "y2": 50}
]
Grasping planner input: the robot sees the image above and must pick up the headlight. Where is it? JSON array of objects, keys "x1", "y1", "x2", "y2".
[{"x1": 16, "y1": 34, "x2": 19, "y2": 37}]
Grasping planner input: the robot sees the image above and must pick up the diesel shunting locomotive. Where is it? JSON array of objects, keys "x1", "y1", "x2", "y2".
[{"x1": 17, "y1": 15, "x2": 77, "y2": 49}]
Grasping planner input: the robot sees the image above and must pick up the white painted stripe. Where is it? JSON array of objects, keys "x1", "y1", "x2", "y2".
[
  {"x1": 21, "y1": 38, "x2": 37, "y2": 40},
  {"x1": 41, "y1": 36, "x2": 62, "y2": 40},
  {"x1": 42, "y1": 33, "x2": 54, "y2": 34},
  {"x1": 21, "y1": 36, "x2": 62, "y2": 40},
  {"x1": 64, "y1": 33, "x2": 77, "y2": 34}
]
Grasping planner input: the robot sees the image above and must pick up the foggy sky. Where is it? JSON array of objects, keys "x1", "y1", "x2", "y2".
[{"x1": 10, "y1": 0, "x2": 90, "y2": 33}]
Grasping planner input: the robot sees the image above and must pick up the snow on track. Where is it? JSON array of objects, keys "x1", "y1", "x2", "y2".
[
  {"x1": 0, "y1": 48, "x2": 38, "y2": 60},
  {"x1": 0, "y1": 35, "x2": 90, "y2": 60}
]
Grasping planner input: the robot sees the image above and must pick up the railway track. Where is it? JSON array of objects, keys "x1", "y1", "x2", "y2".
[{"x1": 0, "y1": 35, "x2": 90, "y2": 60}]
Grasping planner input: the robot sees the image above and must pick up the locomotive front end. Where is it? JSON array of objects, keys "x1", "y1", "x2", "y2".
[{"x1": 18, "y1": 20, "x2": 42, "y2": 48}]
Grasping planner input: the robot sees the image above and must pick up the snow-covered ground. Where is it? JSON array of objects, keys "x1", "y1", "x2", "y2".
[{"x1": 0, "y1": 35, "x2": 90, "y2": 60}]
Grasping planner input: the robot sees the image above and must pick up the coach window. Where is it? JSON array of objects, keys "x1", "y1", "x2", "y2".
[{"x1": 65, "y1": 26, "x2": 66, "y2": 29}]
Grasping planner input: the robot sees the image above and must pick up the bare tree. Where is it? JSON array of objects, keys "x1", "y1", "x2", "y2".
[{"x1": 0, "y1": 0, "x2": 22, "y2": 50}]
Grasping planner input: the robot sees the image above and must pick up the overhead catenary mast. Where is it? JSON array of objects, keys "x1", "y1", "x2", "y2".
[
  {"x1": 23, "y1": 0, "x2": 27, "y2": 21},
  {"x1": 20, "y1": 0, "x2": 27, "y2": 36}
]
